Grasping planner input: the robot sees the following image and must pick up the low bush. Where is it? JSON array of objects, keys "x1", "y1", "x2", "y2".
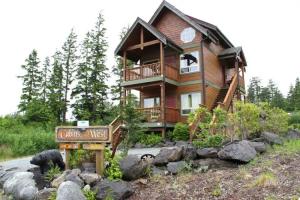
[
  {"x1": 104, "y1": 149, "x2": 123, "y2": 180},
  {"x1": 289, "y1": 111, "x2": 300, "y2": 125},
  {"x1": 45, "y1": 163, "x2": 62, "y2": 181},
  {"x1": 192, "y1": 132, "x2": 224, "y2": 148},
  {"x1": 69, "y1": 149, "x2": 95, "y2": 169},
  {"x1": 139, "y1": 133, "x2": 162, "y2": 146},
  {"x1": 172, "y1": 122, "x2": 189, "y2": 141},
  {"x1": 83, "y1": 189, "x2": 96, "y2": 200}
]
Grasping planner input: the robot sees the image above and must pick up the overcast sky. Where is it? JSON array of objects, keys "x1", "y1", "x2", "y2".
[{"x1": 0, "y1": 0, "x2": 299, "y2": 116}]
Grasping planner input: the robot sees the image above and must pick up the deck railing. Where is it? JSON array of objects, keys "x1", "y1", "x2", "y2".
[
  {"x1": 136, "y1": 107, "x2": 179, "y2": 123},
  {"x1": 124, "y1": 62, "x2": 178, "y2": 81}
]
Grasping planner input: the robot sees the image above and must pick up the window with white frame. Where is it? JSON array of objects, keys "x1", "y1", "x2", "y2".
[
  {"x1": 144, "y1": 97, "x2": 160, "y2": 108},
  {"x1": 180, "y1": 27, "x2": 196, "y2": 43},
  {"x1": 180, "y1": 92, "x2": 201, "y2": 115},
  {"x1": 180, "y1": 51, "x2": 200, "y2": 74}
]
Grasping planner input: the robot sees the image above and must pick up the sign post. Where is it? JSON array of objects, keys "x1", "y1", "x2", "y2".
[{"x1": 55, "y1": 126, "x2": 112, "y2": 175}]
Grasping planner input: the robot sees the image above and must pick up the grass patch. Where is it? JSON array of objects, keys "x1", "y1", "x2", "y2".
[
  {"x1": 0, "y1": 145, "x2": 14, "y2": 161},
  {"x1": 211, "y1": 183, "x2": 222, "y2": 197},
  {"x1": 272, "y1": 139, "x2": 300, "y2": 156},
  {"x1": 250, "y1": 172, "x2": 277, "y2": 188}
]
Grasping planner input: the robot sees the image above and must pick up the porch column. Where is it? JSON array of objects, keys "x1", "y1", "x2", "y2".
[
  {"x1": 160, "y1": 83, "x2": 166, "y2": 138},
  {"x1": 235, "y1": 59, "x2": 241, "y2": 100},
  {"x1": 160, "y1": 42, "x2": 164, "y2": 75},
  {"x1": 123, "y1": 51, "x2": 127, "y2": 81}
]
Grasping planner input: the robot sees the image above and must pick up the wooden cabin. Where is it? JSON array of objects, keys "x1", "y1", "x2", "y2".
[{"x1": 114, "y1": 1, "x2": 247, "y2": 137}]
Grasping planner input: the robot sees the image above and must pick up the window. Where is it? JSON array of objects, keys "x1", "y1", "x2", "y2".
[
  {"x1": 180, "y1": 27, "x2": 196, "y2": 43},
  {"x1": 180, "y1": 51, "x2": 200, "y2": 74},
  {"x1": 181, "y1": 92, "x2": 201, "y2": 115},
  {"x1": 144, "y1": 97, "x2": 160, "y2": 108}
]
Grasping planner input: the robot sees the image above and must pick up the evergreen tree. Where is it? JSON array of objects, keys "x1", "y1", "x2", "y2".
[
  {"x1": 48, "y1": 51, "x2": 64, "y2": 123},
  {"x1": 247, "y1": 77, "x2": 261, "y2": 103},
  {"x1": 286, "y1": 84, "x2": 295, "y2": 111},
  {"x1": 71, "y1": 32, "x2": 93, "y2": 120},
  {"x1": 89, "y1": 13, "x2": 109, "y2": 123},
  {"x1": 294, "y1": 78, "x2": 300, "y2": 110},
  {"x1": 61, "y1": 29, "x2": 78, "y2": 123},
  {"x1": 270, "y1": 89, "x2": 286, "y2": 109},
  {"x1": 41, "y1": 57, "x2": 51, "y2": 102},
  {"x1": 18, "y1": 49, "x2": 42, "y2": 112},
  {"x1": 259, "y1": 87, "x2": 271, "y2": 103}
]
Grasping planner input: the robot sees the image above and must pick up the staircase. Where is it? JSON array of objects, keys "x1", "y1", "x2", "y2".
[
  {"x1": 189, "y1": 73, "x2": 239, "y2": 140},
  {"x1": 109, "y1": 115, "x2": 123, "y2": 158}
]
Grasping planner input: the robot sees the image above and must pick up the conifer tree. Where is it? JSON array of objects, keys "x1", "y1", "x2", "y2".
[
  {"x1": 61, "y1": 29, "x2": 78, "y2": 123},
  {"x1": 41, "y1": 56, "x2": 51, "y2": 102},
  {"x1": 48, "y1": 51, "x2": 64, "y2": 123},
  {"x1": 247, "y1": 77, "x2": 261, "y2": 103},
  {"x1": 18, "y1": 49, "x2": 42, "y2": 112},
  {"x1": 286, "y1": 84, "x2": 295, "y2": 111},
  {"x1": 89, "y1": 13, "x2": 109, "y2": 123}
]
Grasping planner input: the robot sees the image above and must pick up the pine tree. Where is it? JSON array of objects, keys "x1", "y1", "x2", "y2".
[
  {"x1": 71, "y1": 32, "x2": 93, "y2": 120},
  {"x1": 247, "y1": 77, "x2": 261, "y2": 103},
  {"x1": 89, "y1": 12, "x2": 109, "y2": 123},
  {"x1": 41, "y1": 56, "x2": 51, "y2": 102},
  {"x1": 259, "y1": 87, "x2": 271, "y2": 103},
  {"x1": 286, "y1": 84, "x2": 295, "y2": 111},
  {"x1": 61, "y1": 29, "x2": 78, "y2": 123},
  {"x1": 48, "y1": 51, "x2": 64, "y2": 123},
  {"x1": 294, "y1": 78, "x2": 300, "y2": 110},
  {"x1": 18, "y1": 49, "x2": 42, "y2": 112}
]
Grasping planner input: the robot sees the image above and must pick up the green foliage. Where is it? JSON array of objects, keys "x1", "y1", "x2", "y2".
[
  {"x1": 48, "y1": 192, "x2": 57, "y2": 200},
  {"x1": 289, "y1": 111, "x2": 300, "y2": 125},
  {"x1": 45, "y1": 163, "x2": 62, "y2": 181},
  {"x1": 211, "y1": 183, "x2": 222, "y2": 197},
  {"x1": 83, "y1": 189, "x2": 96, "y2": 200},
  {"x1": 250, "y1": 172, "x2": 277, "y2": 188},
  {"x1": 192, "y1": 131, "x2": 224, "y2": 148},
  {"x1": 104, "y1": 149, "x2": 123, "y2": 180},
  {"x1": 187, "y1": 107, "x2": 212, "y2": 125},
  {"x1": 139, "y1": 133, "x2": 162, "y2": 146},
  {"x1": 69, "y1": 149, "x2": 95, "y2": 169},
  {"x1": 272, "y1": 139, "x2": 300, "y2": 156},
  {"x1": 258, "y1": 103, "x2": 289, "y2": 134},
  {"x1": 172, "y1": 122, "x2": 189, "y2": 141}
]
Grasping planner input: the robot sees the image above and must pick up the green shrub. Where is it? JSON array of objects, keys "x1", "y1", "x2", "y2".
[
  {"x1": 172, "y1": 122, "x2": 189, "y2": 141},
  {"x1": 69, "y1": 149, "x2": 95, "y2": 169},
  {"x1": 104, "y1": 149, "x2": 123, "y2": 180},
  {"x1": 289, "y1": 111, "x2": 300, "y2": 125},
  {"x1": 83, "y1": 189, "x2": 96, "y2": 200},
  {"x1": 258, "y1": 103, "x2": 289, "y2": 135},
  {"x1": 45, "y1": 163, "x2": 62, "y2": 181},
  {"x1": 192, "y1": 132, "x2": 224, "y2": 148},
  {"x1": 139, "y1": 133, "x2": 162, "y2": 146},
  {"x1": 188, "y1": 107, "x2": 212, "y2": 125}
]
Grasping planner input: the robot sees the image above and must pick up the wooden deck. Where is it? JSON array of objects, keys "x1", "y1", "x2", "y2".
[{"x1": 137, "y1": 107, "x2": 179, "y2": 123}]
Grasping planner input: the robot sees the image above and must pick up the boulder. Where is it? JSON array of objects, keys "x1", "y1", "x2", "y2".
[
  {"x1": 175, "y1": 141, "x2": 189, "y2": 147},
  {"x1": 182, "y1": 145, "x2": 197, "y2": 161},
  {"x1": 27, "y1": 166, "x2": 49, "y2": 190},
  {"x1": 3, "y1": 172, "x2": 38, "y2": 200},
  {"x1": 0, "y1": 171, "x2": 17, "y2": 187},
  {"x1": 119, "y1": 155, "x2": 149, "y2": 181},
  {"x1": 30, "y1": 149, "x2": 65, "y2": 174},
  {"x1": 164, "y1": 141, "x2": 175, "y2": 147},
  {"x1": 81, "y1": 162, "x2": 96, "y2": 173},
  {"x1": 218, "y1": 140, "x2": 257, "y2": 162},
  {"x1": 197, "y1": 148, "x2": 219, "y2": 158},
  {"x1": 51, "y1": 170, "x2": 71, "y2": 188},
  {"x1": 56, "y1": 181, "x2": 85, "y2": 200},
  {"x1": 247, "y1": 141, "x2": 266, "y2": 153},
  {"x1": 134, "y1": 143, "x2": 147, "y2": 148},
  {"x1": 151, "y1": 166, "x2": 168, "y2": 176},
  {"x1": 286, "y1": 130, "x2": 300, "y2": 140},
  {"x1": 36, "y1": 188, "x2": 56, "y2": 200},
  {"x1": 167, "y1": 161, "x2": 186, "y2": 174},
  {"x1": 192, "y1": 158, "x2": 237, "y2": 169},
  {"x1": 65, "y1": 173, "x2": 84, "y2": 188},
  {"x1": 79, "y1": 173, "x2": 101, "y2": 186},
  {"x1": 261, "y1": 132, "x2": 283, "y2": 145},
  {"x1": 93, "y1": 179, "x2": 133, "y2": 200},
  {"x1": 153, "y1": 147, "x2": 183, "y2": 166}
]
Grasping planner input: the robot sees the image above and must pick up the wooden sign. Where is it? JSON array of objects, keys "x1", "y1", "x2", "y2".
[
  {"x1": 55, "y1": 126, "x2": 112, "y2": 143},
  {"x1": 59, "y1": 143, "x2": 80, "y2": 150},
  {"x1": 82, "y1": 143, "x2": 105, "y2": 150}
]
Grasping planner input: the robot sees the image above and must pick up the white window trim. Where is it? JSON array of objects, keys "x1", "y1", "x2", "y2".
[
  {"x1": 180, "y1": 92, "x2": 202, "y2": 116},
  {"x1": 179, "y1": 51, "x2": 201, "y2": 75}
]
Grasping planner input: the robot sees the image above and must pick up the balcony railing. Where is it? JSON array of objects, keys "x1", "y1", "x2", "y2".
[
  {"x1": 136, "y1": 107, "x2": 179, "y2": 123},
  {"x1": 124, "y1": 62, "x2": 178, "y2": 82}
]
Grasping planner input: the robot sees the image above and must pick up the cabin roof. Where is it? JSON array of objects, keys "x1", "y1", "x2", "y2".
[
  {"x1": 148, "y1": 0, "x2": 233, "y2": 48},
  {"x1": 114, "y1": 17, "x2": 182, "y2": 56},
  {"x1": 218, "y1": 46, "x2": 247, "y2": 66}
]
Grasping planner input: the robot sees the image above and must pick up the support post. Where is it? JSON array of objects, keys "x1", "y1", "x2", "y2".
[
  {"x1": 65, "y1": 149, "x2": 70, "y2": 170},
  {"x1": 235, "y1": 59, "x2": 241, "y2": 100},
  {"x1": 200, "y1": 39, "x2": 206, "y2": 106},
  {"x1": 160, "y1": 42, "x2": 164, "y2": 75},
  {"x1": 96, "y1": 150, "x2": 104, "y2": 176},
  {"x1": 160, "y1": 42, "x2": 166, "y2": 137},
  {"x1": 123, "y1": 51, "x2": 127, "y2": 81},
  {"x1": 140, "y1": 28, "x2": 144, "y2": 50}
]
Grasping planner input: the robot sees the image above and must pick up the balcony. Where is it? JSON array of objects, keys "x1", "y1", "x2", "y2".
[
  {"x1": 136, "y1": 107, "x2": 179, "y2": 123},
  {"x1": 124, "y1": 62, "x2": 179, "y2": 82}
]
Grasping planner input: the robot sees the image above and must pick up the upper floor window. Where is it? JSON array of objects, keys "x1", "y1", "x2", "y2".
[
  {"x1": 180, "y1": 51, "x2": 200, "y2": 74},
  {"x1": 180, "y1": 27, "x2": 196, "y2": 43}
]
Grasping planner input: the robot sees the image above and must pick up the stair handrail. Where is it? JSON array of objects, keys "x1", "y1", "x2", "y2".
[{"x1": 189, "y1": 104, "x2": 206, "y2": 141}]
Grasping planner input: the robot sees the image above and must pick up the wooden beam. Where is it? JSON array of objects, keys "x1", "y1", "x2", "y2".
[
  {"x1": 140, "y1": 28, "x2": 144, "y2": 50},
  {"x1": 160, "y1": 42, "x2": 164, "y2": 75},
  {"x1": 127, "y1": 40, "x2": 160, "y2": 51},
  {"x1": 200, "y1": 40, "x2": 206, "y2": 106}
]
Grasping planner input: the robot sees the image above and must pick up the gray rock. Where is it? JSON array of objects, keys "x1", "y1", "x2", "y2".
[
  {"x1": 151, "y1": 166, "x2": 168, "y2": 176},
  {"x1": 51, "y1": 170, "x2": 71, "y2": 188},
  {"x1": 3, "y1": 172, "x2": 38, "y2": 200},
  {"x1": 197, "y1": 148, "x2": 219, "y2": 158},
  {"x1": 93, "y1": 179, "x2": 133, "y2": 200},
  {"x1": 83, "y1": 184, "x2": 91, "y2": 192},
  {"x1": 57, "y1": 181, "x2": 85, "y2": 200},
  {"x1": 119, "y1": 155, "x2": 149, "y2": 181},
  {"x1": 81, "y1": 162, "x2": 96, "y2": 173},
  {"x1": 153, "y1": 147, "x2": 183, "y2": 166},
  {"x1": 175, "y1": 141, "x2": 189, "y2": 147},
  {"x1": 286, "y1": 130, "x2": 300, "y2": 140},
  {"x1": 0, "y1": 171, "x2": 17, "y2": 187},
  {"x1": 218, "y1": 140, "x2": 257, "y2": 162},
  {"x1": 70, "y1": 168, "x2": 81, "y2": 176},
  {"x1": 35, "y1": 188, "x2": 56, "y2": 200},
  {"x1": 30, "y1": 149, "x2": 65, "y2": 174},
  {"x1": 247, "y1": 141, "x2": 266, "y2": 153},
  {"x1": 167, "y1": 161, "x2": 186, "y2": 174},
  {"x1": 79, "y1": 173, "x2": 101, "y2": 185},
  {"x1": 192, "y1": 158, "x2": 237, "y2": 169},
  {"x1": 65, "y1": 173, "x2": 84, "y2": 188},
  {"x1": 182, "y1": 146, "x2": 197, "y2": 160},
  {"x1": 261, "y1": 132, "x2": 283, "y2": 145},
  {"x1": 134, "y1": 143, "x2": 147, "y2": 148},
  {"x1": 164, "y1": 141, "x2": 175, "y2": 147}
]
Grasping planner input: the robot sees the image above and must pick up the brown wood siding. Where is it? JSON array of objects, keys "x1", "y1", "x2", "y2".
[
  {"x1": 153, "y1": 10, "x2": 202, "y2": 46},
  {"x1": 206, "y1": 86, "x2": 220, "y2": 110}
]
